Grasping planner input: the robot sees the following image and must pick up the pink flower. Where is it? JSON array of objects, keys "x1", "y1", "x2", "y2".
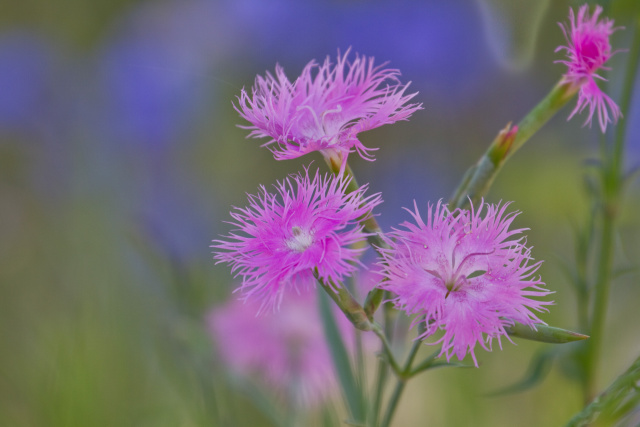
[
  {"x1": 213, "y1": 168, "x2": 382, "y2": 311},
  {"x1": 556, "y1": 4, "x2": 622, "y2": 132},
  {"x1": 377, "y1": 200, "x2": 553, "y2": 366},
  {"x1": 235, "y1": 50, "x2": 422, "y2": 164},
  {"x1": 207, "y1": 291, "x2": 352, "y2": 407}
]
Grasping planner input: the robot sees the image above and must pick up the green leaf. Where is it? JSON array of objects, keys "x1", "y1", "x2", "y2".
[
  {"x1": 506, "y1": 323, "x2": 589, "y2": 344},
  {"x1": 565, "y1": 354, "x2": 640, "y2": 427},
  {"x1": 317, "y1": 288, "x2": 365, "y2": 423}
]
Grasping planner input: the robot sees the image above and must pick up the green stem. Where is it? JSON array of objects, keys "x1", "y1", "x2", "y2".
[
  {"x1": 402, "y1": 340, "x2": 423, "y2": 377},
  {"x1": 325, "y1": 156, "x2": 389, "y2": 319},
  {"x1": 410, "y1": 351, "x2": 444, "y2": 377},
  {"x1": 371, "y1": 353, "x2": 389, "y2": 427},
  {"x1": 315, "y1": 273, "x2": 373, "y2": 332},
  {"x1": 585, "y1": 215, "x2": 615, "y2": 403},
  {"x1": 378, "y1": 331, "x2": 430, "y2": 427},
  {"x1": 372, "y1": 323, "x2": 403, "y2": 377},
  {"x1": 508, "y1": 81, "x2": 577, "y2": 160},
  {"x1": 583, "y1": 13, "x2": 640, "y2": 404},
  {"x1": 371, "y1": 294, "x2": 399, "y2": 427},
  {"x1": 380, "y1": 380, "x2": 406, "y2": 427},
  {"x1": 450, "y1": 80, "x2": 578, "y2": 210},
  {"x1": 325, "y1": 156, "x2": 389, "y2": 252}
]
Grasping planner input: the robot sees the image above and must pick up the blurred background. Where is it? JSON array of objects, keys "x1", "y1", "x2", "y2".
[{"x1": 0, "y1": 0, "x2": 639, "y2": 425}]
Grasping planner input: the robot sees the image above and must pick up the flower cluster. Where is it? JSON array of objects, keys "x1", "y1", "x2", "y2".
[
  {"x1": 557, "y1": 4, "x2": 622, "y2": 132},
  {"x1": 213, "y1": 168, "x2": 381, "y2": 311},
  {"x1": 377, "y1": 200, "x2": 553, "y2": 366},
  {"x1": 235, "y1": 50, "x2": 422, "y2": 165},
  {"x1": 215, "y1": 14, "x2": 621, "y2": 365}
]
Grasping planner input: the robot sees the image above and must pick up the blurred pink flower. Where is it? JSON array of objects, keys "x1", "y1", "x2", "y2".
[
  {"x1": 213, "y1": 168, "x2": 381, "y2": 311},
  {"x1": 377, "y1": 200, "x2": 553, "y2": 366},
  {"x1": 207, "y1": 291, "x2": 351, "y2": 407},
  {"x1": 556, "y1": 4, "x2": 622, "y2": 133},
  {"x1": 235, "y1": 50, "x2": 422, "y2": 165}
]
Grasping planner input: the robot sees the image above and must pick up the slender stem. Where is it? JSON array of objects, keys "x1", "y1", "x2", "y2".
[
  {"x1": 508, "y1": 80, "x2": 577, "y2": 160},
  {"x1": 403, "y1": 340, "x2": 423, "y2": 375},
  {"x1": 585, "y1": 215, "x2": 615, "y2": 402},
  {"x1": 450, "y1": 80, "x2": 578, "y2": 210},
  {"x1": 372, "y1": 324, "x2": 403, "y2": 377},
  {"x1": 371, "y1": 295, "x2": 398, "y2": 427},
  {"x1": 380, "y1": 380, "x2": 406, "y2": 427},
  {"x1": 324, "y1": 156, "x2": 390, "y2": 319},
  {"x1": 583, "y1": 12, "x2": 640, "y2": 403},
  {"x1": 408, "y1": 351, "x2": 440, "y2": 377},
  {"x1": 371, "y1": 353, "x2": 389, "y2": 427},
  {"x1": 325, "y1": 156, "x2": 389, "y2": 252},
  {"x1": 378, "y1": 331, "x2": 429, "y2": 427},
  {"x1": 315, "y1": 273, "x2": 373, "y2": 332},
  {"x1": 355, "y1": 329, "x2": 367, "y2": 398}
]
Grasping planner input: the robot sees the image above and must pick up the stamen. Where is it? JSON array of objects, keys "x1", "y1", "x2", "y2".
[
  {"x1": 296, "y1": 105, "x2": 323, "y2": 132},
  {"x1": 285, "y1": 226, "x2": 314, "y2": 253},
  {"x1": 320, "y1": 104, "x2": 343, "y2": 135}
]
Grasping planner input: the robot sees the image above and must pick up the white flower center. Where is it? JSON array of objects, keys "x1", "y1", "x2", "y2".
[{"x1": 285, "y1": 226, "x2": 314, "y2": 253}]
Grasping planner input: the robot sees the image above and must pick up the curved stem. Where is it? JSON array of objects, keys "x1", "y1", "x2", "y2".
[
  {"x1": 450, "y1": 80, "x2": 578, "y2": 210},
  {"x1": 372, "y1": 323, "x2": 403, "y2": 377}
]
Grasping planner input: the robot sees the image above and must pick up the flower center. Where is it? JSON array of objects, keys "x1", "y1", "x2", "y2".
[
  {"x1": 285, "y1": 226, "x2": 314, "y2": 253},
  {"x1": 297, "y1": 104, "x2": 343, "y2": 145}
]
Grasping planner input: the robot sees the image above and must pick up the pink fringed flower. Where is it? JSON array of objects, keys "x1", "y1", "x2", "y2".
[
  {"x1": 207, "y1": 291, "x2": 351, "y2": 407},
  {"x1": 235, "y1": 50, "x2": 422, "y2": 164},
  {"x1": 377, "y1": 200, "x2": 553, "y2": 366},
  {"x1": 556, "y1": 4, "x2": 622, "y2": 132},
  {"x1": 213, "y1": 168, "x2": 381, "y2": 311}
]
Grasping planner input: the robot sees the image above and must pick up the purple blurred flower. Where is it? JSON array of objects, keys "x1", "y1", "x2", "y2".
[
  {"x1": 377, "y1": 200, "x2": 553, "y2": 366},
  {"x1": 235, "y1": 51, "x2": 421, "y2": 165},
  {"x1": 213, "y1": 168, "x2": 381, "y2": 311},
  {"x1": 207, "y1": 291, "x2": 352, "y2": 407},
  {"x1": 556, "y1": 4, "x2": 622, "y2": 133}
]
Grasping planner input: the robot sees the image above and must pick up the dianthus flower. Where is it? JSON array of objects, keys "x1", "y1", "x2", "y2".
[
  {"x1": 377, "y1": 200, "x2": 553, "y2": 366},
  {"x1": 213, "y1": 168, "x2": 382, "y2": 311},
  {"x1": 556, "y1": 4, "x2": 622, "y2": 133},
  {"x1": 235, "y1": 50, "x2": 422, "y2": 165},
  {"x1": 207, "y1": 291, "x2": 352, "y2": 407}
]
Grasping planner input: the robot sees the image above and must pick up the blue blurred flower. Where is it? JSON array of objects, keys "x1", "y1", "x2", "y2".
[
  {"x1": 228, "y1": 0, "x2": 492, "y2": 101},
  {"x1": 98, "y1": 0, "x2": 232, "y2": 149},
  {"x1": 0, "y1": 31, "x2": 53, "y2": 133}
]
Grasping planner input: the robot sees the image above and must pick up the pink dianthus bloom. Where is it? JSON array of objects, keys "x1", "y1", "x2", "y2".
[
  {"x1": 207, "y1": 291, "x2": 352, "y2": 407},
  {"x1": 235, "y1": 50, "x2": 422, "y2": 165},
  {"x1": 377, "y1": 200, "x2": 553, "y2": 367},
  {"x1": 556, "y1": 4, "x2": 622, "y2": 133},
  {"x1": 213, "y1": 168, "x2": 382, "y2": 311}
]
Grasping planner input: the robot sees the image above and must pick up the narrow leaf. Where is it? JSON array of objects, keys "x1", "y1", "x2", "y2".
[
  {"x1": 506, "y1": 323, "x2": 589, "y2": 344},
  {"x1": 317, "y1": 288, "x2": 365, "y2": 422}
]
